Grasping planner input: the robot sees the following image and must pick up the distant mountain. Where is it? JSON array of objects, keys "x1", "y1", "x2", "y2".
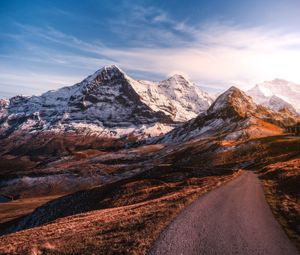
[
  {"x1": 0, "y1": 65, "x2": 213, "y2": 142},
  {"x1": 247, "y1": 79, "x2": 300, "y2": 113},
  {"x1": 160, "y1": 86, "x2": 297, "y2": 143},
  {"x1": 264, "y1": 95, "x2": 297, "y2": 115},
  {"x1": 131, "y1": 74, "x2": 213, "y2": 122}
]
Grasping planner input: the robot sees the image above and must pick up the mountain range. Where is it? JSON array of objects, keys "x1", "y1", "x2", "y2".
[
  {"x1": 0, "y1": 65, "x2": 299, "y2": 176},
  {"x1": 0, "y1": 65, "x2": 300, "y2": 254},
  {"x1": 0, "y1": 65, "x2": 213, "y2": 142},
  {"x1": 1, "y1": 66, "x2": 299, "y2": 145}
]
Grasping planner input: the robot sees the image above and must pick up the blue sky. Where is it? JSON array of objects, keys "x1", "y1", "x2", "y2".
[{"x1": 1, "y1": 0, "x2": 300, "y2": 98}]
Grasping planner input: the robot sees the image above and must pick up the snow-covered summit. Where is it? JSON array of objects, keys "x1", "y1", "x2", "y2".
[
  {"x1": 248, "y1": 79, "x2": 300, "y2": 113},
  {"x1": 85, "y1": 65, "x2": 125, "y2": 82},
  {"x1": 264, "y1": 95, "x2": 297, "y2": 115},
  {"x1": 129, "y1": 73, "x2": 213, "y2": 122}
]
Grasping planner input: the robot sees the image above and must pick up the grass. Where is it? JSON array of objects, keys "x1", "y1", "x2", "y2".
[
  {"x1": 0, "y1": 168, "x2": 241, "y2": 254},
  {"x1": 1, "y1": 135, "x2": 299, "y2": 254},
  {"x1": 258, "y1": 156, "x2": 300, "y2": 252},
  {"x1": 0, "y1": 195, "x2": 62, "y2": 224},
  {"x1": 262, "y1": 181, "x2": 300, "y2": 252}
]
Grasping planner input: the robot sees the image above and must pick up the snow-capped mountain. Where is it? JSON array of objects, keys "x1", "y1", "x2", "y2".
[
  {"x1": 263, "y1": 95, "x2": 297, "y2": 115},
  {"x1": 0, "y1": 65, "x2": 213, "y2": 140},
  {"x1": 130, "y1": 74, "x2": 213, "y2": 122},
  {"x1": 247, "y1": 79, "x2": 300, "y2": 113},
  {"x1": 160, "y1": 86, "x2": 298, "y2": 143}
]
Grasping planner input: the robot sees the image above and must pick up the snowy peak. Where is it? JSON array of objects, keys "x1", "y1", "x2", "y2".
[
  {"x1": 85, "y1": 65, "x2": 125, "y2": 83},
  {"x1": 154, "y1": 74, "x2": 213, "y2": 121},
  {"x1": 267, "y1": 95, "x2": 297, "y2": 115},
  {"x1": 160, "y1": 74, "x2": 191, "y2": 88},
  {"x1": 128, "y1": 73, "x2": 213, "y2": 122},
  {"x1": 248, "y1": 79, "x2": 300, "y2": 113}
]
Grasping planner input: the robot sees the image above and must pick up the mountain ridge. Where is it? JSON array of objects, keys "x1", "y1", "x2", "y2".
[{"x1": 159, "y1": 86, "x2": 298, "y2": 143}]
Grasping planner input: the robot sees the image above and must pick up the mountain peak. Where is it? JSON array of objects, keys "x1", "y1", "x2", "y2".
[
  {"x1": 228, "y1": 85, "x2": 239, "y2": 91},
  {"x1": 168, "y1": 74, "x2": 187, "y2": 80},
  {"x1": 160, "y1": 74, "x2": 191, "y2": 89},
  {"x1": 248, "y1": 79, "x2": 300, "y2": 113},
  {"x1": 270, "y1": 78, "x2": 288, "y2": 84},
  {"x1": 208, "y1": 86, "x2": 256, "y2": 118},
  {"x1": 86, "y1": 64, "x2": 125, "y2": 83},
  {"x1": 223, "y1": 86, "x2": 240, "y2": 95}
]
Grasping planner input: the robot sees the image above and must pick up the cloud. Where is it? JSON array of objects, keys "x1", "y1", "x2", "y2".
[{"x1": 1, "y1": 10, "x2": 300, "y2": 98}]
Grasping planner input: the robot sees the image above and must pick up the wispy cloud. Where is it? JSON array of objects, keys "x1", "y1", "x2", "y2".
[{"x1": 1, "y1": 4, "x2": 300, "y2": 98}]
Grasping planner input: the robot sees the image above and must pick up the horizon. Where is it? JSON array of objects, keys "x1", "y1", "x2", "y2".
[
  {"x1": 0, "y1": 63, "x2": 296, "y2": 99},
  {"x1": 1, "y1": 0, "x2": 300, "y2": 98}
]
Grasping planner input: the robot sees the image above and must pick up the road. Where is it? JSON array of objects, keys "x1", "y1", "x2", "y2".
[{"x1": 150, "y1": 171, "x2": 299, "y2": 255}]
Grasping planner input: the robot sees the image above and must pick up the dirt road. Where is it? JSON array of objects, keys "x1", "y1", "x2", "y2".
[{"x1": 150, "y1": 171, "x2": 298, "y2": 255}]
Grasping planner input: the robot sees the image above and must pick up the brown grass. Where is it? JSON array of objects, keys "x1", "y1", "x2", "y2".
[
  {"x1": 259, "y1": 158, "x2": 300, "y2": 251},
  {"x1": 0, "y1": 168, "x2": 241, "y2": 255},
  {"x1": 0, "y1": 196, "x2": 61, "y2": 225}
]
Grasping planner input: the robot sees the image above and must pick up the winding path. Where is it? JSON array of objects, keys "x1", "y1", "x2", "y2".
[{"x1": 150, "y1": 171, "x2": 298, "y2": 255}]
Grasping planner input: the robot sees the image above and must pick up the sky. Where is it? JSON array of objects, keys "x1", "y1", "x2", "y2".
[{"x1": 1, "y1": 0, "x2": 300, "y2": 98}]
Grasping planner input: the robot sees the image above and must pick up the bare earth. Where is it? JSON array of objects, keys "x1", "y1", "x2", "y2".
[{"x1": 150, "y1": 171, "x2": 299, "y2": 255}]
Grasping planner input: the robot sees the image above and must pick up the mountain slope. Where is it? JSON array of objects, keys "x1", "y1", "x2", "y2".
[
  {"x1": 160, "y1": 86, "x2": 298, "y2": 143},
  {"x1": 248, "y1": 79, "x2": 300, "y2": 113}
]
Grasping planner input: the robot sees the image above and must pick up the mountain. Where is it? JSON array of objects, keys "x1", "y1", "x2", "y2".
[
  {"x1": 265, "y1": 95, "x2": 297, "y2": 115},
  {"x1": 130, "y1": 74, "x2": 213, "y2": 122},
  {"x1": 247, "y1": 79, "x2": 300, "y2": 113},
  {"x1": 160, "y1": 86, "x2": 298, "y2": 143},
  {"x1": 0, "y1": 65, "x2": 213, "y2": 142},
  {"x1": 1, "y1": 75, "x2": 300, "y2": 255}
]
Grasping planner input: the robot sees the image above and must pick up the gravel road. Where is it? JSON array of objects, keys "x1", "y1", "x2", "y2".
[{"x1": 150, "y1": 171, "x2": 298, "y2": 255}]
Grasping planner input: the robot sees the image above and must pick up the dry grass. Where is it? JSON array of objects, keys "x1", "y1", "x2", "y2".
[
  {"x1": 1, "y1": 135, "x2": 299, "y2": 254},
  {"x1": 259, "y1": 158, "x2": 300, "y2": 251},
  {"x1": 0, "y1": 196, "x2": 61, "y2": 225},
  {"x1": 0, "y1": 168, "x2": 241, "y2": 255}
]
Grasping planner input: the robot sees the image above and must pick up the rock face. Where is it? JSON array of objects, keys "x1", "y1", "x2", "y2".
[
  {"x1": 0, "y1": 65, "x2": 213, "y2": 144},
  {"x1": 247, "y1": 79, "x2": 300, "y2": 113},
  {"x1": 160, "y1": 86, "x2": 298, "y2": 143}
]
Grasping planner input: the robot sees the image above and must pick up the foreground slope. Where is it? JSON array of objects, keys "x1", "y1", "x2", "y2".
[
  {"x1": 259, "y1": 156, "x2": 300, "y2": 249},
  {"x1": 1, "y1": 135, "x2": 300, "y2": 254}
]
